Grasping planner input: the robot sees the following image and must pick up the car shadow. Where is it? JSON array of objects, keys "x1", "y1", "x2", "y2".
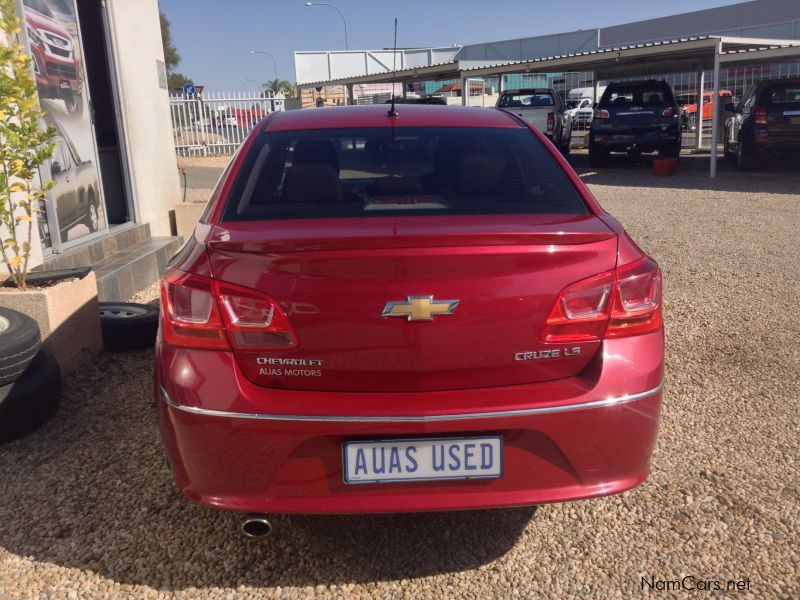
[
  {"x1": 0, "y1": 349, "x2": 534, "y2": 591},
  {"x1": 568, "y1": 150, "x2": 800, "y2": 194}
]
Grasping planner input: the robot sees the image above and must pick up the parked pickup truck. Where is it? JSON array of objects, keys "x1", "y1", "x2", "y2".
[
  {"x1": 566, "y1": 97, "x2": 594, "y2": 126},
  {"x1": 497, "y1": 88, "x2": 573, "y2": 154},
  {"x1": 677, "y1": 90, "x2": 733, "y2": 131}
]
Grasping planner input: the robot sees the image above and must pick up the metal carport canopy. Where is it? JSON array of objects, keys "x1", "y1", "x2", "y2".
[
  {"x1": 458, "y1": 36, "x2": 799, "y2": 79},
  {"x1": 461, "y1": 36, "x2": 800, "y2": 179}
]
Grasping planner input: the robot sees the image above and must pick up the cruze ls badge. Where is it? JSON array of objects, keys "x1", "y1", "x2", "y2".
[
  {"x1": 382, "y1": 296, "x2": 460, "y2": 321},
  {"x1": 515, "y1": 347, "x2": 581, "y2": 361}
]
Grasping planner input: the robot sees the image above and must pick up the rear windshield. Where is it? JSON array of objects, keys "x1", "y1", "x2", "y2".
[
  {"x1": 222, "y1": 126, "x2": 587, "y2": 222},
  {"x1": 764, "y1": 84, "x2": 800, "y2": 104},
  {"x1": 498, "y1": 92, "x2": 555, "y2": 108},
  {"x1": 600, "y1": 83, "x2": 674, "y2": 107}
]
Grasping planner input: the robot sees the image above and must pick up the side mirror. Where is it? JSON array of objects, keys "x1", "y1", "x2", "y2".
[
  {"x1": 724, "y1": 102, "x2": 735, "y2": 113},
  {"x1": 50, "y1": 161, "x2": 62, "y2": 176},
  {"x1": 593, "y1": 103, "x2": 598, "y2": 109}
]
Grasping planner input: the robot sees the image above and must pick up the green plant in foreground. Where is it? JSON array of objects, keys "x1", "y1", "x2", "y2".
[{"x1": 0, "y1": 0, "x2": 55, "y2": 289}]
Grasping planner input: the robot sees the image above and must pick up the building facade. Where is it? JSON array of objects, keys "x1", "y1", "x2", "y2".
[{"x1": 6, "y1": 0, "x2": 181, "y2": 298}]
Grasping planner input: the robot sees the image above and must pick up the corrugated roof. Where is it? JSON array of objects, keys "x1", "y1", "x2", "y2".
[
  {"x1": 460, "y1": 36, "x2": 717, "y2": 72},
  {"x1": 299, "y1": 35, "x2": 800, "y2": 87}
]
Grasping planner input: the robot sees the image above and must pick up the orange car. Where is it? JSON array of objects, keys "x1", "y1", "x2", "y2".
[{"x1": 677, "y1": 90, "x2": 733, "y2": 130}]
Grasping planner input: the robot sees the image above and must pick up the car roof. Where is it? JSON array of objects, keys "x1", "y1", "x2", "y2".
[
  {"x1": 502, "y1": 88, "x2": 554, "y2": 94},
  {"x1": 606, "y1": 79, "x2": 669, "y2": 86},
  {"x1": 264, "y1": 104, "x2": 523, "y2": 132}
]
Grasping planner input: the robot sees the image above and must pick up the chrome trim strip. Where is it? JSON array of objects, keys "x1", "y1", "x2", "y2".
[{"x1": 159, "y1": 381, "x2": 663, "y2": 423}]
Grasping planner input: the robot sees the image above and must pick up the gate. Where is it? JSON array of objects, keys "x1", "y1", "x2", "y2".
[{"x1": 170, "y1": 91, "x2": 285, "y2": 156}]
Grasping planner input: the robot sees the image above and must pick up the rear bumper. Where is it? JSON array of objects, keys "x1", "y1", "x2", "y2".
[
  {"x1": 155, "y1": 332, "x2": 664, "y2": 514},
  {"x1": 753, "y1": 135, "x2": 800, "y2": 155},
  {"x1": 591, "y1": 129, "x2": 680, "y2": 152}
]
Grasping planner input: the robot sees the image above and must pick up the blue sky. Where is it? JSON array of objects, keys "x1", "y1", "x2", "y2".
[{"x1": 159, "y1": 0, "x2": 740, "y2": 92}]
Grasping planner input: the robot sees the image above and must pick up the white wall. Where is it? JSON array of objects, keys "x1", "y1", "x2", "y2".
[
  {"x1": 295, "y1": 47, "x2": 461, "y2": 85},
  {"x1": 105, "y1": 0, "x2": 180, "y2": 237}
]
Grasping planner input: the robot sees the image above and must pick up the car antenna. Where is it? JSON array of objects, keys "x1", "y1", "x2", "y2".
[{"x1": 388, "y1": 18, "x2": 399, "y2": 118}]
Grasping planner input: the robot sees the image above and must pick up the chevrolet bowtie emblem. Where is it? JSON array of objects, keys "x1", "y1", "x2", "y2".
[{"x1": 381, "y1": 296, "x2": 460, "y2": 321}]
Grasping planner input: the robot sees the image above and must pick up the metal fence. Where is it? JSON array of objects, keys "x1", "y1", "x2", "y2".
[{"x1": 170, "y1": 91, "x2": 285, "y2": 156}]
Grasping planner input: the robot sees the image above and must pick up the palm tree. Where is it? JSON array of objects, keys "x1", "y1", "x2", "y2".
[{"x1": 262, "y1": 78, "x2": 294, "y2": 97}]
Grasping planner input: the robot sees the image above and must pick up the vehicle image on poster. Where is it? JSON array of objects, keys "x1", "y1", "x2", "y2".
[
  {"x1": 496, "y1": 88, "x2": 573, "y2": 154},
  {"x1": 723, "y1": 78, "x2": 800, "y2": 170},
  {"x1": 155, "y1": 104, "x2": 664, "y2": 534},
  {"x1": 48, "y1": 120, "x2": 101, "y2": 242},
  {"x1": 589, "y1": 79, "x2": 681, "y2": 165},
  {"x1": 23, "y1": 0, "x2": 83, "y2": 115}
]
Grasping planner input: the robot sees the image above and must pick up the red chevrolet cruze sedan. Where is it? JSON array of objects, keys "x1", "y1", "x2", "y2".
[{"x1": 155, "y1": 104, "x2": 663, "y2": 533}]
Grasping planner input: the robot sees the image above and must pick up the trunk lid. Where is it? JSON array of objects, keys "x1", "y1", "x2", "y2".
[
  {"x1": 610, "y1": 105, "x2": 660, "y2": 127},
  {"x1": 762, "y1": 82, "x2": 800, "y2": 135},
  {"x1": 509, "y1": 108, "x2": 549, "y2": 131},
  {"x1": 766, "y1": 102, "x2": 800, "y2": 136},
  {"x1": 207, "y1": 215, "x2": 617, "y2": 392}
]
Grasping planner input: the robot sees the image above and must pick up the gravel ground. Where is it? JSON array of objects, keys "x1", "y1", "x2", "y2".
[{"x1": 1, "y1": 153, "x2": 798, "y2": 598}]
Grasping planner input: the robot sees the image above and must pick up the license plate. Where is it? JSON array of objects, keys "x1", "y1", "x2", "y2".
[
  {"x1": 790, "y1": 117, "x2": 800, "y2": 125},
  {"x1": 343, "y1": 436, "x2": 503, "y2": 484},
  {"x1": 59, "y1": 81, "x2": 70, "y2": 89}
]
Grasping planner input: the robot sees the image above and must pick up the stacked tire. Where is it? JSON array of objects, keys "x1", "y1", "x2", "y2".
[
  {"x1": 98, "y1": 302, "x2": 160, "y2": 352},
  {"x1": 0, "y1": 307, "x2": 61, "y2": 443}
]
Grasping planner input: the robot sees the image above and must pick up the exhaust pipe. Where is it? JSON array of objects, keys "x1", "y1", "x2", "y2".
[{"x1": 240, "y1": 514, "x2": 272, "y2": 538}]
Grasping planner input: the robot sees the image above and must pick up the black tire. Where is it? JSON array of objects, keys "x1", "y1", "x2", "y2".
[
  {"x1": 84, "y1": 192, "x2": 99, "y2": 232},
  {"x1": 588, "y1": 142, "x2": 609, "y2": 167},
  {"x1": 658, "y1": 143, "x2": 681, "y2": 160},
  {"x1": 560, "y1": 140, "x2": 571, "y2": 156},
  {"x1": 0, "y1": 307, "x2": 41, "y2": 387},
  {"x1": 63, "y1": 92, "x2": 83, "y2": 116},
  {"x1": 737, "y1": 136, "x2": 757, "y2": 171},
  {"x1": 723, "y1": 138, "x2": 736, "y2": 163},
  {"x1": 99, "y1": 302, "x2": 160, "y2": 352},
  {"x1": 0, "y1": 347, "x2": 61, "y2": 444}
]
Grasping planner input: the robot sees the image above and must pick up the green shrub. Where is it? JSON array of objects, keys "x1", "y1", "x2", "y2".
[{"x1": 0, "y1": 0, "x2": 55, "y2": 289}]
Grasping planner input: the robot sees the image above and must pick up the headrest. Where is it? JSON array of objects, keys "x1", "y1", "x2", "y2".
[
  {"x1": 282, "y1": 164, "x2": 342, "y2": 203},
  {"x1": 292, "y1": 139, "x2": 339, "y2": 173}
]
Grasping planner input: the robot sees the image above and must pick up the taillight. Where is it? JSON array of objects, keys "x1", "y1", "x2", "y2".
[
  {"x1": 547, "y1": 111, "x2": 554, "y2": 133},
  {"x1": 542, "y1": 257, "x2": 662, "y2": 343},
  {"x1": 606, "y1": 257, "x2": 662, "y2": 338},
  {"x1": 662, "y1": 107, "x2": 679, "y2": 118},
  {"x1": 542, "y1": 271, "x2": 614, "y2": 343},
  {"x1": 594, "y1": 109, "x2": 610, "y2": 119},
  {"x1": 161, "y1": 269, "x2": 297, "y2": 350},
  {"x1": 217, "y1": 281, "x2": 297, "y2": 348},
  {"x1": 754, "y1": 106, "x2": 767, "y2": 125},
  {"x1": 161, "y1": 270, "x2": 228, "y2": 349}
]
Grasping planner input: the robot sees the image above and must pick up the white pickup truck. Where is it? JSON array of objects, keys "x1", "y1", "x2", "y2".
[
  {"x1": 496, "y1": 88, "x2": 573, "y2": 154},
  {"x1": 566, "y1": 98, "x2": 594, "y2": 126}
]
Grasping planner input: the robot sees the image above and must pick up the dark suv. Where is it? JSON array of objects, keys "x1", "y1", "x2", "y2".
[
  {"x1": 589, "y1": 80, "x2": 681, "y2": 166},
  {"x1": 723, "y1": 79, "x2": 800, "y2": 170}
]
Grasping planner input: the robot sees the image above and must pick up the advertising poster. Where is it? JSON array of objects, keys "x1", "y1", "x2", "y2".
[{"x1": 22, "y1": 0, "x2": 106, "y2": 248}]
